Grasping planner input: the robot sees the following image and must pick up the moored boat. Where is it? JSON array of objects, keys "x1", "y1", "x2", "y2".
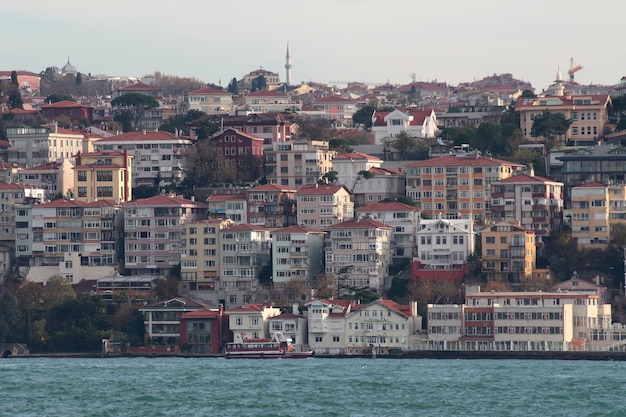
[{"x1": 225, "y1": 332, "x2": 313, "y2": 359}]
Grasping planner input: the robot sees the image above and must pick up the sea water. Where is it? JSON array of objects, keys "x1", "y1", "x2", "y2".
[{"x1": 1, "y1": 357, "x2": 624, "y2": 417}]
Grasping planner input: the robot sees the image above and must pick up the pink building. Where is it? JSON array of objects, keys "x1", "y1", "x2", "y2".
[{"x1": 311, "y1": 95, "x2": 357, "y2": 125}]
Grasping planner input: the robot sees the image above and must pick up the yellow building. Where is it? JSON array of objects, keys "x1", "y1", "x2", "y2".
[
  {"x1": 73, "y1": 150, "x2": 132, "y2": 203},
  {"x1": 568, "y1": 181, "x2": 626, "y2": 249},
  {"x1": 481, "y1": 221, "x2": 536, "y2": 283}
]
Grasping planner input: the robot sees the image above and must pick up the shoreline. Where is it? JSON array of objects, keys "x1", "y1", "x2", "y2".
[{"x1": 7, "y1": 350, "x2": 626, "y2": 361}]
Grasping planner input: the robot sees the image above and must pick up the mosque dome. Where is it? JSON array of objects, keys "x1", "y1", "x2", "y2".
[{"x1": 61, "y1": 57, "x2": 77, "y2": 75}]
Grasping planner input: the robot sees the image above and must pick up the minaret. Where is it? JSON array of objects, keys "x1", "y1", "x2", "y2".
[
  {"x1": 285, "y1": 42, "x2": 292, "y2": 86},
  {"x1": 554, "y1": 66, "x2": 565, "y2": 97}
]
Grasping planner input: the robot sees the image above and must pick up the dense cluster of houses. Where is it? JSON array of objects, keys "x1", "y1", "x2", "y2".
[{"x1": 4, "y1": 61, "x2": 626, "y2": 353}]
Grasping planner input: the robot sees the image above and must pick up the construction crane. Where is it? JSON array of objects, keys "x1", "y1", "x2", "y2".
[{"x1": 568, "y1": 57, "x2": 583, "y2": 82}]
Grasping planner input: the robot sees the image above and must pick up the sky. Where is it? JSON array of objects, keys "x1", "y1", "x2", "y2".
[{"x1": 2, "y1": 1, "x2": 625, "y2": 92}]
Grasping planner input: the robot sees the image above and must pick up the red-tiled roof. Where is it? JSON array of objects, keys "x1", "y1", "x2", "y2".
[
  {"x1": 225, "y1": 223, "x2": 269, "y2": 232},
  {"x1": 227, "y1": 303, "x2": 268, "y2": 313},
  {"x1": 332, "y1": 151, "x2": 381, "y2": 161},
  {"x1": 328, "y1": 218, "x2": 392, "y2": 229},
  {"x1": 206, "y1": 193, "x2": 247, "y2": 202},
  {"x1": 405, "y1": 154, "x2": 524, "y2": 167},
  {"x1": 295, "y1": 184, "x2": 346, "y2": 195},
  {"x1": 42, "y1": 100, "x2": 92, "y2": 109},
  {"x1": 180, "y1": 309, "x2": 220, "y2": 319},
  {"x1": 356, "y1": 202, "x2": 418, "y2": 212},
  {"x1": 368, "y1": 166, "x2": 403, "y2": 176},
  {"x1": 269, "y1": 312, "x2": 301, "y2": 320},
  {"x1": 124, "y1": 195, "x2": 206, "y2": 207},
  {"x1": 39, "y1": 199, "x2": 118, "y2": 208},
  {"x1": 495, "y1": 173, "x2": 561, "y2": 184},
  {"x1": 247, "y1": 184, "x2": 296, "y2": 192}
]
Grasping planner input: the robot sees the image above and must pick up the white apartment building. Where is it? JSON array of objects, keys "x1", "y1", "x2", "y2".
[
  {"x1": 271, "y1": 225, "x2": 325, "y2": 285},
  {"x1": 265, "y1": 139, "x2": 335, "y2": 189},
  {"x1": 331, "y1": 151, "x2": 383, "y2": 193},
  {"x1": 228, "y1": 303, "x2": 281, "y2": 340},
  {"x1": 305, "y1": 299, "x2": 357, "y2": 355},
  {"x1": 417, "y1": 215, "x2": 475, "y2": 268},
  {"x1": 295, "y1": 184, "x2": 353, "y2": 229}
]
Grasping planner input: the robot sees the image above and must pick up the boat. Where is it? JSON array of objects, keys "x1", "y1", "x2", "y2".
[{"x1": 225, "y1": 332, "x2": 313, "y2": 359}]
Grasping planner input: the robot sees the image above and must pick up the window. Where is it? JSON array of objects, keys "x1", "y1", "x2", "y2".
[
  {"x1": 315, "y1": 336, "x2": 323, "y2": 342},
  {"x1": 96, "y1": 171, "x2": 113, "y2": 182},
  {"x1": 77, "y1": 171, "x2": 87, "y2": 182}
]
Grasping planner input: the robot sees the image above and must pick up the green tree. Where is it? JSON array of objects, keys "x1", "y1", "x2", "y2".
[
  {"x1": 227, "y1": 78, "x2": 239, "y2": 95},
  {"x1": 351, "y1": 170, "x2": 374, "y2": 193},
  {"x1": 16, "y1": 282, "x2": 44, "y2": 341},
  {"x1": 111, "y1": 93, "x2": 160, "y2": 131},
  {"x1": 193, "y1": 117, "x2": 222, "y2": 140},
  {"x1": 611, "y1": 223, "x2": 626, "y2": 248},
  {"x1": 75, "y1": 72, "x2": 82, "y2": 86},
  {"x1": 8, "y1": 90, "x2": 23, "y2": 110},
  {"x1": 10, "y1": 70, "x2": 18, "y2": 85},
  {"x1": 294, "y1": 115, "x2": 335, "y2": 140},
  {"x1": 352, "y1": 105, "x2": 376, "y2": 129},
  {"x1": 0, "y1": 293, "x2": 20, "y2": 342},
  {"x1": 43, "y1": 275, "x2": 76, "y2": 307},
  {"x1": 328, "y1": 138, "x2": 350, "y2": 153},
  {"x1": 381, "y1": 195, "x2": 416, "y2": 206},
  {"x1": 319, "y1": 170, "x2": 338, "y2": 184},
  {"x1": 45, "y1": 94, "x2": 75, "y2": 103},
  {"x1": 250, "y1": 75, "x2": 267, "y2": 92},
  {"x1": 530, "y1": 110, "x2": 572, "y2": 150},
  {"x1": 154, "y1": 276, "x2": 179, "y2": 300},
  {"x1": 476, "y1": 122, "x2": 505, "y2": 154}
]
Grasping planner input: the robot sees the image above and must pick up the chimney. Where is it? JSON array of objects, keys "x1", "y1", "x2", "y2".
[
  {"x1": 76, "y1": 151, "x2": 81, "y2": 167},
  {"x1": 292, "y1": 303, "x2": 299, "y2": 315}
]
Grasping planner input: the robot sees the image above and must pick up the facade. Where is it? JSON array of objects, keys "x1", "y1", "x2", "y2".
[
  {"x1": 178, "y1": 87, "x2": 233, "y2": 115},
  {"x1": 180, "y1": 218, "x2": 234, "y2": 293},
  {"x1": 481, "y1": 221, "x2": 536, "y2": 283},
  {"x1": 311, "y1": 95, "x2": 357, "y2": 125},
  {"x1": 24, "y1": 199, "x2": 122, "y2": 284},
  {"x1": 73, "y1": 150, "x2": 132, "y2": 203},
  {"x1": 41, "y1": 100, "x2": 94, "y2": 123},
  {"x1": 95, "y1": 274, "x2": 159, "y2": 303},
  {"x1": 331, "y1": 152, "x2": 383, "y2": 192},
  {"x1": 271, "y1": 226, "x2": 325, "y2": 285},
  {"x1": 179, "y1": 307, "x2": 225, "y2": 354},
  {"x1": 18, "y1": 159, "x2": 74, "y2": 199},
  {"x1": 566, "y1": 181, "x2": 626, "y2": 249},
  {"x1": 345, "y1": 299, "x2": 421, "y2": 354},
  {"x1": 427, "y1": 289, "x2": 611, "y2": 352},
  {"x1": 209, "y1": 128, "x2": 264, "y2": 183},
  {"x1": 355, "y1": 202, "x2": 420, "y2": 259},
  {"x1": 515, "y1": 94, "x2": 611, "y2": 145},
  {"x1": 93, "y1": 131, "x2": 193, "y2": 187},
  {"x1": 264, "y1": 139, "x2": 335, "y2": 188},
  {"x1": 306, "y1": 299, "x2": 357, "y2": 355},
  {"x1": 404, "y1": 151, "x2": 525, "y2": 223},
  {"x1": 206, "y1": 193, "x2": 247, "y2": 223},
  {"x1": 416, "y1": 215, "x2": 475, "y2": 273},
  {"x1": 268, "y1": 310, "x2": 308, "y2": 350},
  {"x1": 227, "y1": 303, "x2": 281, "y2": 340},
  {"x1": 123, "y1": 195, "x2": 207, "y2": 276},
  {"x1": 242, "y1": 69, "x2": 281, "y2": 90},
  {"x1": 490, "y1": 171, "x2": 564, "y2": 246},
  {"x1": 7, "y1": 123, "x2": 91, "y2": 167},
  {"x1": 246, "y1": 184, "x2": 296, "y2": 228},
  {"x1": 218, "y1": 112, "x2": 294, "y2": 147},
  {"x1": 295, "y1": 184, "x2": 354, "y2": 229},
  {"x1": 325, "y1": 218, "x2": 392, "y2": 293},
  {"x1": 0, "y1": 184, "x2": 46, "y2": 245},
  {"x1": 557, "y1": 145, "x2": 626, "y2": 207},
  {"x1": 218, "y1": 224, "x2": 271, "y2": 309},
  {"x1": 371, "y1": 107, "x2": 438, "y2": 144},
  {"x1": 351, "y1": 166, "x2": 406, "y2": 208},
  {"x1": 139, "y1": 296, "x2": 209, "y2": 345},
  {"x1": 241, "y1": 90, "x2": 300, "y2": 113}
]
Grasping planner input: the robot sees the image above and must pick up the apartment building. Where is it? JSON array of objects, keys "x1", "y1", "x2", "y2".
[
  {"x1": 516, "y1": 93, "x2": 611, "y2": 146},
  {"x1": 206, "y1": 193, "x2": 247, "y2": 223},
  {"x1": 23, "y1": 199, "x2": 122, "y2": 283},
  {"x1": 73, "y1": 150, "x2": 132, "y2": 203},
  {"x1": 404, "y1": 151, "x2": 524, "y2": 223},
  {"x1": 356, "y1": 202, "x2": 420, "y2": 259},
  {"x1": 351, "y1": 166, "x2": 406, "y2": 208},
  {"x1": 209, "y1": 128, "x2": 264, "y2": 183},
  {"x1": 93, "y1": 130, "x2": 193, "y2": 187},
  {"x1": 0, "y1": 184, "x2": 46, "y2": 244},
  {"x1": 490, "y1": 171, "x2": 564, "y2": 246},
  {"x1": 242, "y1": 90, "x2": 301, "y2": 113},
  {"x1": 481, "y1": 221, "x2": 536, "y2": 283},
  {"x1": 331, "y1": 152, "x2": 383, "y2": 192},
  {"x1": 271, "y1": 225, "x2": 325, "y2": 285},
  {"x1": 427, "y1": 289, "x2": 611, "y2": 352},
  {"x1": 246, "y1": 184, "x2": 296, "y2": 228},
  {"x1": 18, "y1": 159, "x2": 74, "y2": 199},
  {"x1": 180, "y1": 218, "x2": 234, "y2": 294},
  {"x1": 416, "y1": 215, "x2": 475, "y2": 275},
  {"x1": 295, "y1": 184, "x2": 353, "y2": 229},
  {"x1": 264, "y1": 139, "x2": 335, "y2": 188},
  {"x1": 311, "y1": 95, "x2": 357, "y2": 125},
  {"x1": 325, "y1": 218, "x2": 392, "y2": 293},
  {"x1": 178, "y1": 87, "x2": 233, "y2": 115},
  {"x1": 122, "y1": 195, "x2": 207, "y2": 276},
  {"x1": 218, "y1": 224, "x2": 271, "y2": 309},
  {"x1": 228, "y1": 303, "x2": 281, "y2": 340}
]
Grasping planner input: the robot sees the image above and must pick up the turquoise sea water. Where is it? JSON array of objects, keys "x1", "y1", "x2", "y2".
[{"x1": 1, "y1": 357, "x2": 624, "y2": 417}]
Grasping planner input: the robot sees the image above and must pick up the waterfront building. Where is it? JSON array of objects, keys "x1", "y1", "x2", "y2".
[
  {"x1": 268, "y1": 306, "x2": 308, "y2": 350},
  {"x1": 295, "y1": 184, "x2": 353, "y2": 229},
  {"x1": 427, "y1": 288, "x2": 612, "y2": 352},
  {"x1": 122, "y1": 195, "x2": 207, "y2": 276},
  {"x1": 139, "y1": 296, "x2": 210, "y2": 345},
  {"x1": 179, "y1": 306, "x2": 226, "y2": 354},
  {"x1": 227, "y1": 303, "x2": 281, "y2": 340},
  {"x1": 480, "y1": 220, "x2": 536, "y2": 283},
  {"x1": 271, "y1": 225, "x2": 325, "y2": 285},
  {"x1": 404, "y1": 151, "x2": 524, "y2": 223},
  {"x1": 305, "y1": 299, "x2": 358, "y2": 355}
]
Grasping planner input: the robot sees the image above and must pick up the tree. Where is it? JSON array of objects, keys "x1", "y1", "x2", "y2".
[
  {"x1": 180, "y1": 138, "x2": 236, "y2": 190},
  {"x1": 75, "y1": 72, "x2": 82, "y2": 86},
  {"x1": 352, "y1": 105, "x2": 376, "y2": 129},
  {"x1": 155, "y1": 276, "x2": 179, "y2": 300},
  {"x1": 611, "y1": 223, "x2": 626, "y2": 249},
  {"x1": 227, "y1": 78, "x2": 239, "y2": 95},
  {"x1": 10, "y1": 70, "x2": 18, "y2": 86},
  {"x1": 111, "y1": 93, "x2": 160, "y2": 131},
  {"x1": 250, "y1": 75, "x2": 267, "y2": 92},
  {"x1": 193, "y1": 117, "x2": 222, "y2": 140},
  {"x1": 43, "y1": 275, "x2": 76, "y2": 307},
  {"x1": 294, "y1": 115, "x2": 335, "y2": 140},
  {"x1": 530, "y1": 110, "x2": 572, "y2": 150},
  {"x1": 319, "y1": 170, "x2": 338, "y2": 184},
  {"x1": 476, "y1": 122, "x2": 506, "y2": 155},
  {"x1": 328, "y1": 138, "x2": 350, "y2": 153},
  {"x1": 381, "y1": 195, "x2": 416, "y2": 206},
  {"x1": 8, "y1": 90, "x2": 23, "y2": 110},
  {"x1": 351, "y1": 170, "x2": 374, "y2": 193},
  {"x1": 45, "y1": 94, "x2": 75, "y2": 104}
]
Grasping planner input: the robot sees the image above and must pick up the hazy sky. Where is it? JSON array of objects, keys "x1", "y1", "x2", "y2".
[{"x1": 3, "y1": 1, "x2": 624, "y2": 91}]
